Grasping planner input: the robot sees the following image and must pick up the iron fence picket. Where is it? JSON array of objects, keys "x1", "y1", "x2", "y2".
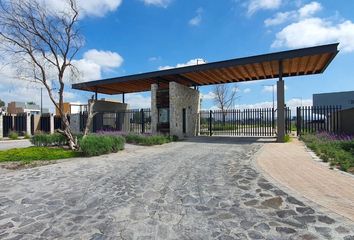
[
  {"x1": 14, "y1": 114, "x2": 27, "y2": 135},
  {"x1": 3, "y1": 114, "x2": 13, "y2": 137},
  {"x1": 296, "y1": 105, "x2": 342, "y2": 135},
  {"x1": 40, "y1": 114, "x2": 51, "y2": 133}
]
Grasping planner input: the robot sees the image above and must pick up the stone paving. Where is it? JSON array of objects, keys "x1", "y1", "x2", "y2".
[{"x1": 0, "y1": 137, "x2": 353, "y2": 239}]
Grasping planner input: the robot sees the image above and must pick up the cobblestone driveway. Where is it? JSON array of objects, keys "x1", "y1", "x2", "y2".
[{"x1": 0, "y1": 137, "x2": 353, "y2": 240}]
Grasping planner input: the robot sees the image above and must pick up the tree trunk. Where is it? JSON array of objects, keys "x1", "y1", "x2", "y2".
[
  {"x1": 58, "y1": 114, "x2": 78, "y2": 150},
  {"x1": 83, "y1": 99, "x2": 96, "y2": 138}
]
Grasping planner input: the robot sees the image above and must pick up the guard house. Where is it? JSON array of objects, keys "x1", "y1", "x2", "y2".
[{"x1": 73, "y1": 43, "x2": 339, "y2": 142}]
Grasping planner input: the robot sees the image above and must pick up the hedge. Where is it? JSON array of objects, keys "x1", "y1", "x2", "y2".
[{"x1": 79, "y1": 135, "x2": 125, "y2": 157}]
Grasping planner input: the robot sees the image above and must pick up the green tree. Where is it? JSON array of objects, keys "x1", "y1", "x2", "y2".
[{"x1": 0, "y1": 99, "x2": 4, "y2": 108}]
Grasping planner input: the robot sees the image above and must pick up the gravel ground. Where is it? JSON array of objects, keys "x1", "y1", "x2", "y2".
[{"x1": 0, "y1": 137, "x2": 353, "y2": 240}]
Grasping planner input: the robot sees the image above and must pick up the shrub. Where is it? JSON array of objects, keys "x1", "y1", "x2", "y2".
[
  {"x1": 125, "y1": 134, "x2": 173, "y2": 146},
  {"x1": 284, "y1": 134, "x2": 291, "y2": 143},
  {"x1": 8, "y1": 131, "x2": 19, "y2": 140},
  {"x1": 31, "y1": 133, "x2": 67, "y2": 147},
  {"x1": 301, "y1": 133, "x2": 354, "y2": 173},
  {"x1": 24, "y1": 132, "x2": 31, "y2": 139},
  {"x1": 79, "y1": 135, "x2": 125, "y2": 157}
]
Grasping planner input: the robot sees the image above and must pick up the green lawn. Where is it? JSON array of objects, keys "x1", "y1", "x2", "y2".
[{"x1": 0, "y1": 147, "x2": 81, "y2": 163}]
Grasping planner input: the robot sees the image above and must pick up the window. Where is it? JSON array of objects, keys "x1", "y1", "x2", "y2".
[{"x1": 158, "y1": 108, "x2": 169, "y2": 123}]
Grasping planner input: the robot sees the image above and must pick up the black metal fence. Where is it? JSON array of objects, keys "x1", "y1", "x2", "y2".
[
  {"x1": 296, "y1": 106, "x2": 341, "y2": 135},
  {"x1": 2, "y1": 113, "x2": 28, "y2": 137},
  {"x1": 80, "y1": 109, "x2": 152, "y2": 134},
  {"x1": 54, "y1": 115, "x2": 70, "y2": 131},
  {"x1": 39, "y1": 114, "x2": 51, "y2": 133},
  {"x1": 200, "y1": 108, "x2": 291, "y2": 137},
  {"x1": 14, "y1": 114, "x2": 27, "y2": 136},
  {"x1": 2, "y1": 114, "x2": 13, "y2": 137}
]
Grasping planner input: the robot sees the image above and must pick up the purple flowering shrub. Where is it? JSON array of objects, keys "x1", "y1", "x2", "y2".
[
  {"x1": 300, "y1": 132, "x2": 354, "y2": 173},
  {"x1": 94, "y1": 131, "x2": 177, "y2": 146}
]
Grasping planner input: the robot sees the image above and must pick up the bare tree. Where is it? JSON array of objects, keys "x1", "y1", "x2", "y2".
[
  {"x1": 213, "y1": 83, "x2": 238, "y2": 124},
  {"x1": 0, "y1": 0, "x2": 92, "y2": 150}
]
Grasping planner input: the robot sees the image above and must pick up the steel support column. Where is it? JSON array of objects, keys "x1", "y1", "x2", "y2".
[
  {"x1": 122, "y1": 93, "x2": 125, "y2": 103},
  {"x1": 277, "y1": 60, "x2": 285, "y2": 142}
]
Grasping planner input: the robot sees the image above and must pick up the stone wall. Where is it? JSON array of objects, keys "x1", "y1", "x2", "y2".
[
  {"x1": 169, "y1": 82, "x2": 200, "y2": 139},
  {"x1": 151, "y1": 84, "x2": 158, "y2": 134},
  {"x1": 93, "y1": 100, "x2": 128, "y2": 113},
  {"x1": 70, "y1": 114, "x2": 81, "y2": 134}
]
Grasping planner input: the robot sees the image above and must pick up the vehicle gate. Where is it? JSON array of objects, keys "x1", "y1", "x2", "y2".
[{"x1": 200, "y1": 108, "x2": 291, "y2": 137}]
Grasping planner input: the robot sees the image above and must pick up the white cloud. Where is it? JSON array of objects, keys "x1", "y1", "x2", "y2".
[
  {"x1": 232, "y1": 87, "x2": 240, "y2": 93},
  {"x1": 267, "y1": 1, "x2": 354, "y2": 53},
  {"x1": 235, "y1": 101, "x2": 273, "y2": 109},
  {"x1": 83, "y1": 49, "x2": 124, "y2": 69},
  {"x1": 247, "y1": 0, "x2": 282, "y2": 15},
  {"x1": 72, "y1": 59, "x2": 102, "y2": 81},
  {"x1": 73, "y1": 49, "x2": 124, "y2": 82},
  {"x1": 265, "y1": 11, "x2": 295, "y2": 26},
  {"x1": 201, "y1": 92, "x2": 216, "y2": 100},
  {"x1": 158, "y1": 58, "x2": 207, "y2": 70},
  {"x1": 125, "y1": 93, "x2": 151, "y2": 109},
  {"x1": 148, "y1": 56, "x2": 161, "y2": 62},
  {"x1": 298, "y1": 1, "x2": 322, "y2": 19},
  {"x1": 262, "y1": 85, "x2": 287, "y2": 92},
  {"x1": 265, "y1": 1, "x2": 322, "y2": 26},
  {"x1": 189, "y1": 8, "x2": 203, "y2": 26},
  {"x1": 141, "y1": 0, "x2": 171, "y2": 8},
  {"x1": 272, "y1": 18, "x2": 354, "y2": 52},
  {"x1": 239, "y1": 79, "x2": 270, "y2": 85},
  {"x1": 41, "y1": 0, "x2": 122, "y2": 18},
  {"x1": 234, "y1": 98, "x2": 312, "y2": 112},
  {"x1": 243, "y1": 88, "x2": 251, "y2": 93}
]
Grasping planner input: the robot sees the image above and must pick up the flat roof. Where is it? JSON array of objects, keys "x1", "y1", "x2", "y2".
[
  {"x1": 72, "y1": 43, "x2": 339, "y2": 95},
  {"x1": 314, "y1": 90, "x2": 354, "y2": 96}
]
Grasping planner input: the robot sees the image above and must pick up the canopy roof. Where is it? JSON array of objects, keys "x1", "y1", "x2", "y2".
[{"x1": 72, "y1": 43, "x2": 339, "y2": 95}]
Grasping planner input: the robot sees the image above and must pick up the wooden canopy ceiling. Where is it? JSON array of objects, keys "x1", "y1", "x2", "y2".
[{"x1": 72, "y1": 43, "x2": 339, "y2": 95}]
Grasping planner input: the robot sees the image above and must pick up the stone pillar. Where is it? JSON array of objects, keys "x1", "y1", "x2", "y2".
[
  {"x1": 0, "y1": 113, "x2": 3, "y2": 139},
  {"x1": 50, "y1": 114, "x2": 55, "y2": 134},
  {"x1": 169, "y1": 82, "x2": 200, "y2": 139},
  {"x1": 277, "y1": 61, "x2": 285, "y2": 143},
  {"x1": 151, "y1": 84, "x2": 158, "y2": 134},
  {"x1": 26, "y1": 113, "x2": 31, "y2": 136}
]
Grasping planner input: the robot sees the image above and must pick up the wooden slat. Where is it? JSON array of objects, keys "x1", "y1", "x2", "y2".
[
  {"x1": 229, "y1": 66, "x2": 247, "y2": 81},
  {"x1": 271, "y1": 61, "x2": 279, "y2": 77},
  {"x1": 184, "y1": 72, "x2": 216, "y2": 84},
  {"x1": 298, "y1": 56, "x2": 310, "y2": 74},
  {"x1": 204, "y1": 69, "x2": 228, "y2": 83},
  {"x1": 244, "y1": 64, "x2": 258, "y2": 80},
  {"x1": 239, "y1": 65, "x2": 252, "y2": 80},
  {"x1": 291, "y1": 57, "x2": 300, "y2": 75},
  {"x1": 263, "y1": 61, "x2": 274, "y2": 78},
  {"x1": 313, "y1": 53, "x2": 330, "y2": 73}
]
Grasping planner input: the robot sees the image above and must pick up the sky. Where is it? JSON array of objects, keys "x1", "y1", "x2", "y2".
[{"x1": 1, "y1": 0, "x2": 354, "y2": 113}]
